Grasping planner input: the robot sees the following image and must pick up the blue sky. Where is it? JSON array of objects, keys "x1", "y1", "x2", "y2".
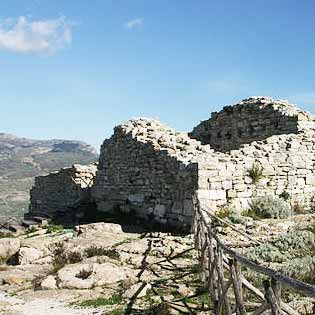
[{"x1": 1, "y1": 0, "x2": 315, "y2": 149}]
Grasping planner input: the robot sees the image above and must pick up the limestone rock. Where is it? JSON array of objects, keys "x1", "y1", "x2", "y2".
[
  {"x1": 122, "y1": 282, "x2": 152, "y2": 299},
  {"x1": 75, "y1": 222, "x2": 123, "y2": 235},
  {"x1": 0, "y1": 238, "x2": 20, "y2": 262},
  {"x1": 57, "y1": 262, "x2": 136, "y2": 289},
  {"x1": 18, "y1": 247, "x2": 44, "y2": 265},
  {"x1": 40, "y1": 275, "x2": 58, "y2": 290}
]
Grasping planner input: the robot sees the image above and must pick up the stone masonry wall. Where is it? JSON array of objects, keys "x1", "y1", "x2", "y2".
[
  {"x1": 190, "y1": 97, "x2": 315, "y2": 152},
  {"x1": 92, "y1": 118, "x2": 212, "y2": 228},
  {"x1": 196, "y1": 130, "x2": 315, "y2": 212},
  {"x1": 27, "y1": 97, "x2": 315, "y2": 228},
  {"x1": 29, "y1": 164, "x2": 97, "y2": 223}
]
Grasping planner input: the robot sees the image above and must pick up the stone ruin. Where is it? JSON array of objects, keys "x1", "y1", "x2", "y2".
[
  {"x1": 27, "y1": 97, "x2": 315, "y2": 229},
  {"x1": 28, "y1": 164, "x2": 97, "y2": 225}
]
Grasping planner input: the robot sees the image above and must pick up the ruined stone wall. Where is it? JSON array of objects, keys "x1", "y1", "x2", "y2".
[
  {"x1": 190, "y1": 97, "x2": 315, "y2": 152},
  {"x1": 196, "y1": 131, "x2": 315, "y2": 212},
  {"x1": 29, "y1": 164, "x2": 97, "y2": 223},
  {"x1": 92, "y1": 118, "x2": 211, "y2": 228},
  {"x1": 27, "y1": 97, "x2": 315, "y2": 228}
]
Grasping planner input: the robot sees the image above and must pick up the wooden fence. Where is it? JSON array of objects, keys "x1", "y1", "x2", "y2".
[{"x1": 193, "y1": 198, "x2": 315, "y2": 315}]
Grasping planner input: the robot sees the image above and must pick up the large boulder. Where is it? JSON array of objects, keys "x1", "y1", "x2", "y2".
[
  {"x1": 57, "y1": 262, "x2": 137, "y2": 289},
  {"x1": 0, "y1": 238, "x2": 20, "y2": 262},
  {"x1": 18, "y1": 247, "x2": 44, "y2": 265}
]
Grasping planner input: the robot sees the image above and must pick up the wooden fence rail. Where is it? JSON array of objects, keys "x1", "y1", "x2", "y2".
[{"x1": 192, "y1": 198, "x2": 315, "y2": 315}]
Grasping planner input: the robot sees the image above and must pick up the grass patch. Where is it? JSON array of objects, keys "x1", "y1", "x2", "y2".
[
  {"x1": 84, "y1": 246, "x2": 120, "y2": 260},
  {"x1": 103, "y1": 309, "x2": 124, "y2": 315},
  {"x1": 73, "y1": 294, "x2": 123, "y2": 308},
  {"x1": 49, "y1": 242, "x2": 83, "y2": 272},
  {"x1": 248, "y1": 163, "x2": 264, "y2": 184},
  {"x1": 75, "y1": 268, "x2": 93, "y2": 280},
  {"x1": 0, "y1": 231, "x2": 15, "y2": 238},
  {"x1": 46, "y1": 225, "x2": 64, "y2": 234},
  {"x1": 26, "y1": 226, "x2": 38, "y2": 234}
]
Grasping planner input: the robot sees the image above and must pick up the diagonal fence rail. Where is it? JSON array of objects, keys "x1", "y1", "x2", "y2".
[{"x1": 192, "y1": 197, "x2": 315, "y2": 315}]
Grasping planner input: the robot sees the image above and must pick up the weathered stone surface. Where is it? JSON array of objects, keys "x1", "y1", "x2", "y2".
[
  {"x1": 26, "y1": 97, "x2": 315, "y2": 226},
  {"x1": 75, "y1": 222, "x2": 123, "y2": 235},
  {"x1": 190, "y1": 97, "x2": 315, "y2": 152},
  {"x1": 57, "y1": 262, "x2": 137, "y2": 289},
  {"x1": 28, "y1": 164, "x2": 97, "y2": 224},
  {"x1": 0, "y1": 238, "x2": 20, "y2": 261},
  {"x1": 122, "y1": 282, "x2": 152, "y2": 299},
  {"x1": 40, "y1": 275, "x2": 58, "y2": 290},
  {"x1": 18, "y1": 247, "x2": 44, "y2": 265}
]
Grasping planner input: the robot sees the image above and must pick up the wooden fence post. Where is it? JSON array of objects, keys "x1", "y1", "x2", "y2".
[
  {"x1": 229, "y1": 259, "x2": 247, "y2": 315},
  {"x1": 264, "y1": 279, "x2": 281, "y2": 315}
]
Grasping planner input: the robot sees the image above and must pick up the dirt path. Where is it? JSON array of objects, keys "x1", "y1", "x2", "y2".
[{"x1": 0, "y1": 291, "x2": 105, "y2": 315}]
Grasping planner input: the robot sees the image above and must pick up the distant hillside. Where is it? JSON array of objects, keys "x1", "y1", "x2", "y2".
[{"x1": 0, "y1": 133, "x2": 98, "y2": 218}]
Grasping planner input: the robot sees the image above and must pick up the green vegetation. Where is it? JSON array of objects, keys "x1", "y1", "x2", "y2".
[
  {"x1": 216, "y1": 207, "x2": 232, "y2": 219},
  {"x1": 75, "y1": 268, "x2": 93, "y2": 280},
  {"x1": 0, "y1": 231, "x2": 14, "y2": 238},
  {"x1": 246, "y1": 243, "x2": 285, "y2": 264},
  {"x1": 103, "y1": 309, "x2": 124, "y2": 315},
  {"x1": 280, "y1": 256, "x2": 315, "y2": 284},
  {"x1": 248, "y1": 163, "x2": 264, "y2": 184},
  {"x1": 46, "y1": 225, "x2": 64, "y2": 234},
  {"x1": 50, "y1": 242, "x2": 83, "y2": 272},
  {"x1": 248, "y1": 195, "x2": 293, "y2": 219},
  {"x1": 84, "y1": 246, "x2": 120, "y2": 260},
  {"x1": 245, "y1": 228, "x2": 315, "y2": 284},
  {"x1": 26, "y1": 226, "x2": 38, "y2": 234},
  {"x1": 279, "y1": 191, "x2": 290, "y2": 201},
  {"x1": 73, "y1": 294, "x2": 123, "y2": 308}
]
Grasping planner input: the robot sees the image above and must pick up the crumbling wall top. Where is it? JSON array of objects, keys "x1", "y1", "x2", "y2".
[
  {"x1": 235, "y1": 96, "x2": 313, "y2": 121},
  {"x1": 190, "y1": 96, "x2": 315, "y2": 152},
  {"x1": 113, "y1": 118, "x2": 213, "y2": 164}
]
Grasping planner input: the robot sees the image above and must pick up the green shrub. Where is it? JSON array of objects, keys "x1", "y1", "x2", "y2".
[
  {"x1": 279, "y1": 191, "x2": 290, "y2": 201},
  {"x1": 50, "y1": 242, "x2": 83, "y2": 272},
  {"x1": 84, "y1": 246, "x2": 120, "y2": 260},
  {"x1": 67, "y1": 251, "x2": 83, "y2": 264},
  {"x1": 246, "y1": 230, "x2": 315, "y2": 264},
  {"x1": 273, "y1": 230, "x2": 315, "y2": 255},
  {"x1": 215, "y1": 207, "x2": 232, "y2": 219},
  {"x1": 279, "y1": 256, "x2": 315, "y2": 284},
  {"x1": 46, "y1": 225, "x2": 63, "y2": 234},
  {"x1": 246, "y1": 243, "x2": 286, "y2": 264},
  {"x1": 249, "y1": 195, "x2": 293, "y2": 219},
  {"x1": 248, "y1": 163, "x2": 264, "y2": 184}
]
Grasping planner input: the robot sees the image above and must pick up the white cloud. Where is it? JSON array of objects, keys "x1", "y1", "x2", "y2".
[
  {"x1": 125, "y1": 18, "x2": 143, "y2": 30},
  {"x1": 0, "y1": 16, "x2": 72, "y2": 55}
]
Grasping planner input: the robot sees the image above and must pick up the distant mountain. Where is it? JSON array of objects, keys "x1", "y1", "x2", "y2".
[{"x1": 0, "y1": 133, "x2": 98, "y2": 218}]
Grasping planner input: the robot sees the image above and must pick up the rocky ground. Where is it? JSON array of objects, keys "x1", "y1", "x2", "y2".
[
  {"x1": 0, "y1": 222, "x2": 210, "y2": 315},
  {"x1": 1, "y1": 215, "x2": 315, "y2": 315}
]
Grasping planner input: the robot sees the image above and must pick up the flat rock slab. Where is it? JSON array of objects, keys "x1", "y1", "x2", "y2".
[{"x1": 57, "y1": 262, "x2": 137, "y2": 289}]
